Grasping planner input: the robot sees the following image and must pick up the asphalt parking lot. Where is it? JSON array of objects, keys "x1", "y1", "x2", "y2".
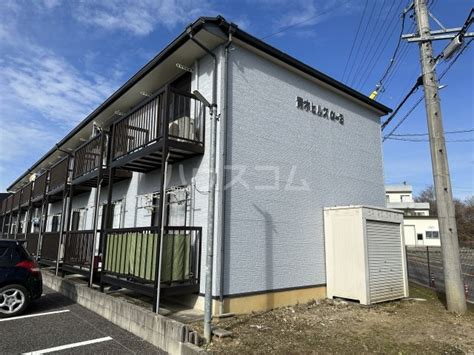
[{"x1": 0, "y1": 286, "x2": 163, "y2": 354}]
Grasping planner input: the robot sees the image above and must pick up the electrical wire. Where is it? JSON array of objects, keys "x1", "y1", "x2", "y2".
[
  {"x1": 382, "y1": 38, "x2": 473, "y2": 140},
  {"x1": 392, "y1": 128, "x2": 474, "y2": 137},
  {"x1": 357, "y1": 1, "x2": 411, "y2": 91},
  {"x1": 386, "y1": 137, "x2": 474, "y2": 142},
  {"x1": 261, "y1": 0, "x2": 352, "y2": 40},
  {"x1": 371, "y1": 3, "x2": 410, "y2": 93},
  {"x1": 349, "y1": 0, "x2": 390, "y2": 88},
  {"x1": 342, "y1": 0, "x2": 369, "y2": 82},
  {"x1": 345, "y1": 0, "x2": 378, "y2": 85}
]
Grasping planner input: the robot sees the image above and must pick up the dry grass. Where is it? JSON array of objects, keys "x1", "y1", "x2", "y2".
[{"x1": 192, "y1": 284, "x2": 474, "y2": 354}]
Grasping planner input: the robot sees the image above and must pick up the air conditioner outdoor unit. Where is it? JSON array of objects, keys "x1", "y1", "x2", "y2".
[{"x1": 324, "y1": 205, "x2": 408, "y2": 305}]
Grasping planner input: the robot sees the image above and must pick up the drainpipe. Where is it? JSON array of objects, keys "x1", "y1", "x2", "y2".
[
  {"x1": 187, "y1": 27, "x2": 218, "y2": 344},
  {"x1": 218, "y1": 25, "x2": 235, "y2": 316}
]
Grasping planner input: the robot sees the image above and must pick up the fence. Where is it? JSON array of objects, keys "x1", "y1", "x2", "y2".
[{"x1": 405, "y1": 246, "x2": 473, "y2": 303}]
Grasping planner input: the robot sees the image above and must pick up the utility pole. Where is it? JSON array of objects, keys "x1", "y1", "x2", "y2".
[{"x1": 412, "y1": 0, "x2": 467, "y2": 313}]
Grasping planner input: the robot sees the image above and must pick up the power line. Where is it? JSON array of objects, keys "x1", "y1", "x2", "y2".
[
  {"x1": 370, "y1": 4, "x2": 409, "y2": 93},
  {"x1": 392, "y1": 128, "x2": 474, "y2": 137},
  {"x1": 381, "y1": 77, "x2": 422, "y2": 130},
  {"x1": 341, "y1": 0, "x2": 369, "y2": 82},
  {"x1": 349, "y1": 0, "x2": 390, "y2": 88},
  {"x1": 348, "y1": 1, "x2": 387, "y2": 87},
  {"x1": 345, "y1": 0, "x2": 378, "y2": 85},
  {"x1": 386, "y1": 137, "x2": 474, "y2": 142},
  {"x1": 261, "y1": 0, "x2": 352, "y2": 40},
  {"x1": 353, "y1": 0, "x2": 404, "y2": 90},
  {"x1": 382, "y1": 38, "x2": 473, "y2": 139}
]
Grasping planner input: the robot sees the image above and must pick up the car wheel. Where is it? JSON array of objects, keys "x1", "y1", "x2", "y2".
[{"x1": 0, "y1": 285, "x2": 30, "y2": 318}]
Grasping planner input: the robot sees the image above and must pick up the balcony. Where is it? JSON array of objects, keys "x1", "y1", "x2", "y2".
[
  {"x1": 11, "y1": 190, "x2": 21, "y2": 213},
  {"x1": 62, "y1": 230, "x2": 95, "y2": 275},
  {"x1": 101, "y1": 226, "x2": 202, "y2": 297},
  {"x1": 72, "y1": 133, "x2": 131, "y2": 188},
  {"x1": 46, "y1": 157, "x2": 69, "y2": 201},
  {"x1": 31, "y1": 171, "x2": 48, "y2": 205},
  {"x1": 19, "y1": 182, "x2": 33, "y2": 210},
  {"x1": 39, "y1": 231, "x2": 60, "y2": 265},
  {"x1": 110, "y1": 86, "x2": 205, "y2": 172}
]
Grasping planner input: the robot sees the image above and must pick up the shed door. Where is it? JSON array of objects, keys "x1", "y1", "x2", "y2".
[{"x1": 366, "y1": 220, "x2": 405, "y2": 303}]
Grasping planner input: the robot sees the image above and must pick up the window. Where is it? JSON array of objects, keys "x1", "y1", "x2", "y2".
[
  {"x1": 70, "y1": 209, "x2": 87, "y2": 231},
  {"x1": 426, "y1": 231, "x2": 439, "y2": 239},
  {"x1": 51, "y1": 214, "x2": 61, "y2": 232},
  {"x1": 386, "y1": 195, "x2": 390, "y2": 203},
  {"x1": 417, "y1": 233, "x2": 423, "y2": 241},
  {"x1": 152, "y1": 187, "x2": 189, "y2": 227},
  {"x1": 400, "y1": 194, "x2": 411, "y2": 202}
]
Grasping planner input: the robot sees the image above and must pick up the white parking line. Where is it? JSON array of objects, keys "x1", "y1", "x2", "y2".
[
  {"x1": 0, "y1": 310, "x2": 70, "y2": 322},
  {"x1": 23, "y1": 336, "x2": 113, "y2": 354}
]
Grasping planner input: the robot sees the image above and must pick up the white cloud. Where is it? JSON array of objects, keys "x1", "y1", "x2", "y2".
[
  {"x1": 74, "y1": 0, "x2": 214, "y2": 36},
  {"x1": 1, "y1": 48, "x2": 119, "y2": 127}
]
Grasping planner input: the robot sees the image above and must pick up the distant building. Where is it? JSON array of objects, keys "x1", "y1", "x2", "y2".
[{"x1": 385, "y1": 184, "x2": 440, "y2": 247}]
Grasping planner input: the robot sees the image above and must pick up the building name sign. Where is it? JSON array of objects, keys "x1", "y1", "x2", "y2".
[{"x1": 296, "y1": 96, "x2": 344, "y2": 125}]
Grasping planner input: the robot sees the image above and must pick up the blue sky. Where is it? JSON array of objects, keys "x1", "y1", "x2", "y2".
[{"x1": 0, "y1": 0, "x2": 472, "y2": 199}]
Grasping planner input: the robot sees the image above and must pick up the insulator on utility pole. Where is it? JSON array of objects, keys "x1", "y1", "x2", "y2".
[{"x1": 442, "y1": 35, "x2": 464, "y2": 59}]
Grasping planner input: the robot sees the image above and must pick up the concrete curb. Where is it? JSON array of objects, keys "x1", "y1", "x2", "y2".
[{"x1": 42, "y1": 271, "x2": 206, "y2": 354}]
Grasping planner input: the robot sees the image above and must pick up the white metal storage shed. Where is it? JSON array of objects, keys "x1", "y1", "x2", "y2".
[{"x1": 324, "y1": 206, "x2": 408, "y2": 305}]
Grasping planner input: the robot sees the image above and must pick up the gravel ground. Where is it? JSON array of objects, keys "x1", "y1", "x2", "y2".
[{"x1": 193, "y1": 284, "x2": 474, "y2": 354}]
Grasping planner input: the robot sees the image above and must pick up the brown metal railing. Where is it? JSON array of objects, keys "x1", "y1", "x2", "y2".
[
  {"x1": 73, "y1": 134, "x2": 104, "y2": 180},
  {"x1": 32, "y1": 171, "x2": 48, "y2": 202},
  {"x1": 11, "y1": 190, "x2": 21, "y2": 212},
  {"x1": 5, "y1": 195, "x2": 13, "y2": 214},
  {"x1": 20, "y1": 183, "x2": 32, "y2": 207},
  {"x1": 112, "y1": 90, "x2": 164, "y2": 161},
  {"x1": 25, "y1": 233, "x2": 40, "y2": 256},
  {"x1": 40, "y1": 232, "x2": 60, "y2": 262},
  {"x1": 47, "y1": 157, "x2": 69, "y2": 194},
  {"x1": 63, "y1": 230, "x2": 95, "y2": 271},
  {"x1": 111, "y1": 87, "x2": 205, "y2": 162}
]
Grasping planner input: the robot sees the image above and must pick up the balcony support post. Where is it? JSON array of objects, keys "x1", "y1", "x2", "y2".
[
  {"x1": 89, "y1": 133, "x2": 106, "y2": 287},
  {"x1": 100, "y1": 129, "x2": 115, "y2": 293},
  {"x1": 153, "y1": 84, "x2": 170, "y2": 314},
  {"x1": 56, "y1": 157, "x2": 71, "y2": 276}
]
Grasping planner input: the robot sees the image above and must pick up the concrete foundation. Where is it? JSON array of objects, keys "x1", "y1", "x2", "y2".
[{"x1": 41, "y1": 271, "x2": 205, "y2": 354}]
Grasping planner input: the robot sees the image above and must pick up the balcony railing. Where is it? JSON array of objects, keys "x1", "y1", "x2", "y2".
[
  {"x1": 11, "y1": 190, "x2": 21, "y2": 212},
  {"x1": 112, "y1": 90, "x2": 164, "y2": 162},
  {"x1": 63, "y1": 230, "x2": 95, "y2": 273},
  {"x1": 101, "y1": 226, "x2": 202, "y2": 296},
  {"x1": 73, "y1": 134, "x2": 104, "y2": 182},
  {"x1": 39, "y1": 232, "x2": 60, "y2": 264},
  {"x1": 31, "y1": 171, "x2": 48, "y2": 203},
  {"x1": 5, "y1": 195, "x2": 13, "y2": 214},
  {"x1": 20, "y1": 182, "x2": 33, "y2": 208},
  {"x1": 25, "y1": 233, "x2": 40, "y2": 256},
  {"x1": 110, "y1": 87, "x2": 205, "y2": 171},
  {"x1": 47, "y1": 157, "x2": 69, "y2": 196}
]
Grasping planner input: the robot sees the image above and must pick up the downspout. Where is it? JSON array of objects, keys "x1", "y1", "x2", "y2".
[
  {"x1": 187, "y1": 27, "x2": 218, "y2": 344},
  {"x1": 218, "y1": 25, "x2": 235, "y2": 315}
]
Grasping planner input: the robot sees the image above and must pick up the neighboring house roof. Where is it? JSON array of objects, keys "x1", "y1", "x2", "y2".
[
  {"x1": 7, "y1": 16, "x2": 392, "y2": 192},
  {"x1": 385, "y1": 184, "x2": 413, "y2": 193}
]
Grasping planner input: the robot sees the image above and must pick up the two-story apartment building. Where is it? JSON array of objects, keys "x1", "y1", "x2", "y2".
[
  {"x1": 386, "y1": 184, "x2": 440, "y2": 247},
  {"x1": 1, "y1": 16, "x2": 392, "y2": 315}
]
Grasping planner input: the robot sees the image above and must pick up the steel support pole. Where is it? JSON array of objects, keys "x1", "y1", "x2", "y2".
[
  {"x1": 414, "y1": 0, "x2": 467, "y2": 313},
  {"x1": 153, "y1": 85, "x2": 170, "y2": 314}
]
